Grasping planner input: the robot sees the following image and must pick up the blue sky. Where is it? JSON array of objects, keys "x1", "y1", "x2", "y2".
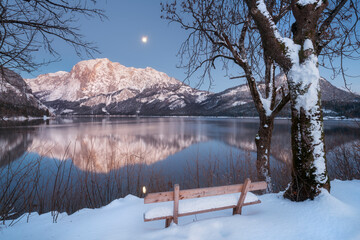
[{"x1": 22, "y1": 0, "x2": 360, "y2": 94}]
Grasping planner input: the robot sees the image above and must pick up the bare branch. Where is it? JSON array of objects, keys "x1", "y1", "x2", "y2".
[{"x1": 0, "y1": 0, "x2": 106, "y2": 73}]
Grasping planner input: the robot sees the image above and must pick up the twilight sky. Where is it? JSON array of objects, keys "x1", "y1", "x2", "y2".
[{"x1": 22, "y1": 0, "x2": 360, "y2": 94}]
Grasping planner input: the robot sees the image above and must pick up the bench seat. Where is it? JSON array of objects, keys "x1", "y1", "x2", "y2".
[{"x1": 144, "y1": 191, "x2": 260, "y2": 221}]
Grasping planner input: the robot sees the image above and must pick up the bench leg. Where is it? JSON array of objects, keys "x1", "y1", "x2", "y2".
[
  {"x1": 165, "y1": 218, "x2": 172, "y2": 228},
  {"x1": 234, "y1": 178, "x2": 251, "y2": 215}
]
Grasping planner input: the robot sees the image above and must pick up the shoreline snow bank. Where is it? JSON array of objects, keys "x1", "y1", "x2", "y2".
[{"x1": 1, "y1": 180, "x2": 359, "y2": 240}]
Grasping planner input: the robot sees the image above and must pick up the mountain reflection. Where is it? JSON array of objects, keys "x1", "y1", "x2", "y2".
[
  {"x1": 1, "y1": 117, "x2": 359, "y2": 173},
  {"x1": 0, "y1": 128, "x2": 36, "y2": 167},
  {"x1": 29, "y1": 134, "x2": 207, "y2": 173}
]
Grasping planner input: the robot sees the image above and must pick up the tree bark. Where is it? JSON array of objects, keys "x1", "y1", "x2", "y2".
[
  {"x1": 282, "y1": 1, "x2": 330, "y2": 201},
  {"x1": 284, "y1": 59, "x2": 330, "y2": 201},
  {"x1": 255, "y1": 115, "x2": 274, "y2": 193},
  {"x1": 244, "y1": 0, "x2": 331, "y2": 201}
]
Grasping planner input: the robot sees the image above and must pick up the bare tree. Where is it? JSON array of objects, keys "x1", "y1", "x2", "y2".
[
  {"x1": 244, "y1": 0, "x2": 360, "y2": 201},
  {"x1": 0, "y1": 0, "x2": 105, "y2": 73},
  {"x1": 162, "y1": 0, "x2": 291, "y2": 192},
  {"x1": 163, "y1": 0, "x2": 359, "y2": 200}
]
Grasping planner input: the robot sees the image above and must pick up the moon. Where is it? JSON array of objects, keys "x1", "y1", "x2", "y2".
[{"x1": 141, "y1": 36, "x2": 148, "y2": 43}]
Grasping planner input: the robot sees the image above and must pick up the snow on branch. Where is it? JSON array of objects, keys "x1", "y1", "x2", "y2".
[
  {"x1": 296, "y1": 0, "x2": 323, "y2": 8},
  {"x1": 255, "y1": 0, "x2": 283, "y2": 41},
  {"x1": 245, "y1": 0, "x2": 293, "y2": 71}
]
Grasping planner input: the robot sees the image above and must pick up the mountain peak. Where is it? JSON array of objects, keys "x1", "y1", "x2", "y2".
[
  {"x1": 75, "y1": 58, "x2": 112, "y2": 68},
  {"x1": 71, "y1": 58, "x2": 118, "y2": 74},
  {"x1": 25, "y1": 59, "x2": 181, "y2": 102},
  {"x1": 145, "y1": 66, "x2": 155, "y2": 71}
]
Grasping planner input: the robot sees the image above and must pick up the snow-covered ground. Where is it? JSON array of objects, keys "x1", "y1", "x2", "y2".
[{"x1": 1, "y1": 180, "x2": 359, "y2": 240}]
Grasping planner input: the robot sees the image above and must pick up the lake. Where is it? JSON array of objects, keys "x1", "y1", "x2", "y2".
[{"x1": 0, "y1": 117, "x2": 359, "y2": 219}]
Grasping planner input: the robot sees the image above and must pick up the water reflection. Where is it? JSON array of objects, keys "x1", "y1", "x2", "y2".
[
  {"x1": 1, "y1": 117, "x2": 359, "y2": 171},
  {"x1": 0, "y1": 117, "x2": 359, "y2": 219},
  {"x1": 0, "y1": 127, "x2": 36, "y2": 167}
]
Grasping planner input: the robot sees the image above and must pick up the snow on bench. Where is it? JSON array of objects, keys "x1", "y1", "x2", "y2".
[
  {"x1": 144, "y1": 178, "x2": 266, "y2": 227},
  {"x1": 145, "y1": 192, "x2": 259, "y2": 220}
]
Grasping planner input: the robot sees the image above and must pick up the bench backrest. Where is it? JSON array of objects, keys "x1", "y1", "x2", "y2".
[{"x1": 144, "y1": 181, "x2": 267, "y2": 204}]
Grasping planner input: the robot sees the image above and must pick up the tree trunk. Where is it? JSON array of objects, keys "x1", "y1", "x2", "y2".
[
  {"x1": 255, "y1": 115, "x2": 274, "y2": 193},
  {"x1": 284, "y1": 60, "x2": 330, "y2": 201},
  {"x1": 244, "y1": 0, "x2": 331, "y2": 201}
]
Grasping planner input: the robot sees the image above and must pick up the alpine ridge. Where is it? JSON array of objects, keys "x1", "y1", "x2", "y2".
[
  {"x1": 25, "y1": 58, "x2": 360, "y2": 118},
  {"x1": 0, "y1": 68, "x2": 49, "y2": 118}
]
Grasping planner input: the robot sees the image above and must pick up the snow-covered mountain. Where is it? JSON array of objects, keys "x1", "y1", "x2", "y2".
[
  {"x1": 26, "y1": 58, "x2": 208, "y2": 115},
  {"x1": 25, "y1": 58, "x2": 360, "y2": 117},
  {"x1": 27, "y1": 58, "x2": 183, "y2": 102},
  {"x1": 0, "y1": 68, "x2": 49, "y2": 118},
  {"x1": 199, "y1": 75, "x2": 360, "y2": 117}
]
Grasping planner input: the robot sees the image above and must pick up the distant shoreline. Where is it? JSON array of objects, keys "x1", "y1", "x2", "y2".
[{"x1": 1, "y1": 114, "x2": 359, "y2": 123}]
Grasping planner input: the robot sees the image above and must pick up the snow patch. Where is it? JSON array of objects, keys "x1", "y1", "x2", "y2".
[
  {"x1": 101, "y1": 107, "x2": 109, "y2": 114},
  {"x1": 196, "y1": 93, "x2": 208, "y2": 103},
  {"x1": 61, "y1": 109, "x2": 74, "y2": 114},
  {"x1": 297, "y1": 0, "x2": 323, "y2": 8},
  {"x1": 323, "y1": 109, "x2": 335, "y2": 114},
  {"x1": 304, "y1": 39, "x2": 314, "y2": 51},
  {"x1": 231, "y1": 101, "x2": 247, "y2": 107},
  {"x1": 169, "y1": 99, "x2": 186, "y2": 110}
]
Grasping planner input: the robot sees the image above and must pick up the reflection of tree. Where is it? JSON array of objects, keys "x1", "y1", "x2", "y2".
[
  {"x1": 2, "y1": 119, "x2": 359, "y2": 173},
  {"x1": 323, "y1": 126, "x2": 360, "y2": 151},
  {"x1": 220, "y1": 120, "x2": 360, "y2": 164},
  {"x1": 215, "y1": 120, "x2": 291, "y2": 164},
  {"x1": 1, "y1": 119, "x2": 359, "y2": 219},
  {"x1": 0, "y1": 128, "x2": 37, "y2": 167}
]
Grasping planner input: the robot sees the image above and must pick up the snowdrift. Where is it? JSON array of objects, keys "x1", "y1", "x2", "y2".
[{"x1": 0, "y1": 180, "x2": 359, "y2": 240}]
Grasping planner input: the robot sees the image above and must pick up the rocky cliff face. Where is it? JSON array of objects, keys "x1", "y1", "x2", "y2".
[
  {"x1": 27, "y1": 58, "x2": 183, "y2": 102},
  {"x1": 26, "y1": 58, "x2": 208, "y2": 115},
  {"x1": 25, "y1": 58, "x2": 360, "y2": 118},
  {"x1": 0, "y1": 68, "x2": 49, "y2": 118}
]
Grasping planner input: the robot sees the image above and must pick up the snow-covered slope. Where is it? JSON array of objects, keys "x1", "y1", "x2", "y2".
[
  {"x1": 25, "y1": 58, "x2": 209, "y2": 115},
  {"x1": 26, "y1": 58, "x2": 181, "y2": 102},
  {"x1": 199, "y1": 74, "x2": 360, "y2": 117},
  {"x1": 0, "y1": 68, "x2": 49, "y2": 118},
  {"x1": 25, "y1": 60, "x2": 360, "y2": 117},
  {"x1": 1, "y1": 180, "x2": 359, "y2": 240}
]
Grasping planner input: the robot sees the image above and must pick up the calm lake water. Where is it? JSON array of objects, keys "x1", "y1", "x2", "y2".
[{"x1": 0, "y1": 117, "x2": 359, "y2": 218}]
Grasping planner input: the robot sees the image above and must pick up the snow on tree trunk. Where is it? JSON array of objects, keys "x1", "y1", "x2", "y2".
[
  {"x1": 245, "y1": 0, "x2": 331, "y2": 201},
  {"x1": 284, "y1": 41, "x2": 330, "y2": 201},
  {"x1": 255, "y1": 116, "x2": 274, "y2": 193}
]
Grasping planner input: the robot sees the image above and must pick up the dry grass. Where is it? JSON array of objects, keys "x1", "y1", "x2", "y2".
[
  {"x1": 327, "y1": 141, "x2": 360, "y2": 180},
  {"x1": 0, "y1": 141, "x2": 359, "y2": 223}
]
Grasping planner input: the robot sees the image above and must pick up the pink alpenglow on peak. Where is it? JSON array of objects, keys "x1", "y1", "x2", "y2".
[{"x1": 25, "y1": 58, "x2": 180, "y2": 102}]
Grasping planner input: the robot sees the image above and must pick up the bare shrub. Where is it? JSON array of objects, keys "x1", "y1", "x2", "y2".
[
  {"x1": 1, "y1": 141, "x2": 359, "y2": 223},
  {"x1": 327, "y1": 141, "x2": 360, "y2": 180}
]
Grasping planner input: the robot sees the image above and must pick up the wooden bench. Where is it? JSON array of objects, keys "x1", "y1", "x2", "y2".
[{"x1": 143, "y1": 178, "x2": 267, "y2": 228}]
